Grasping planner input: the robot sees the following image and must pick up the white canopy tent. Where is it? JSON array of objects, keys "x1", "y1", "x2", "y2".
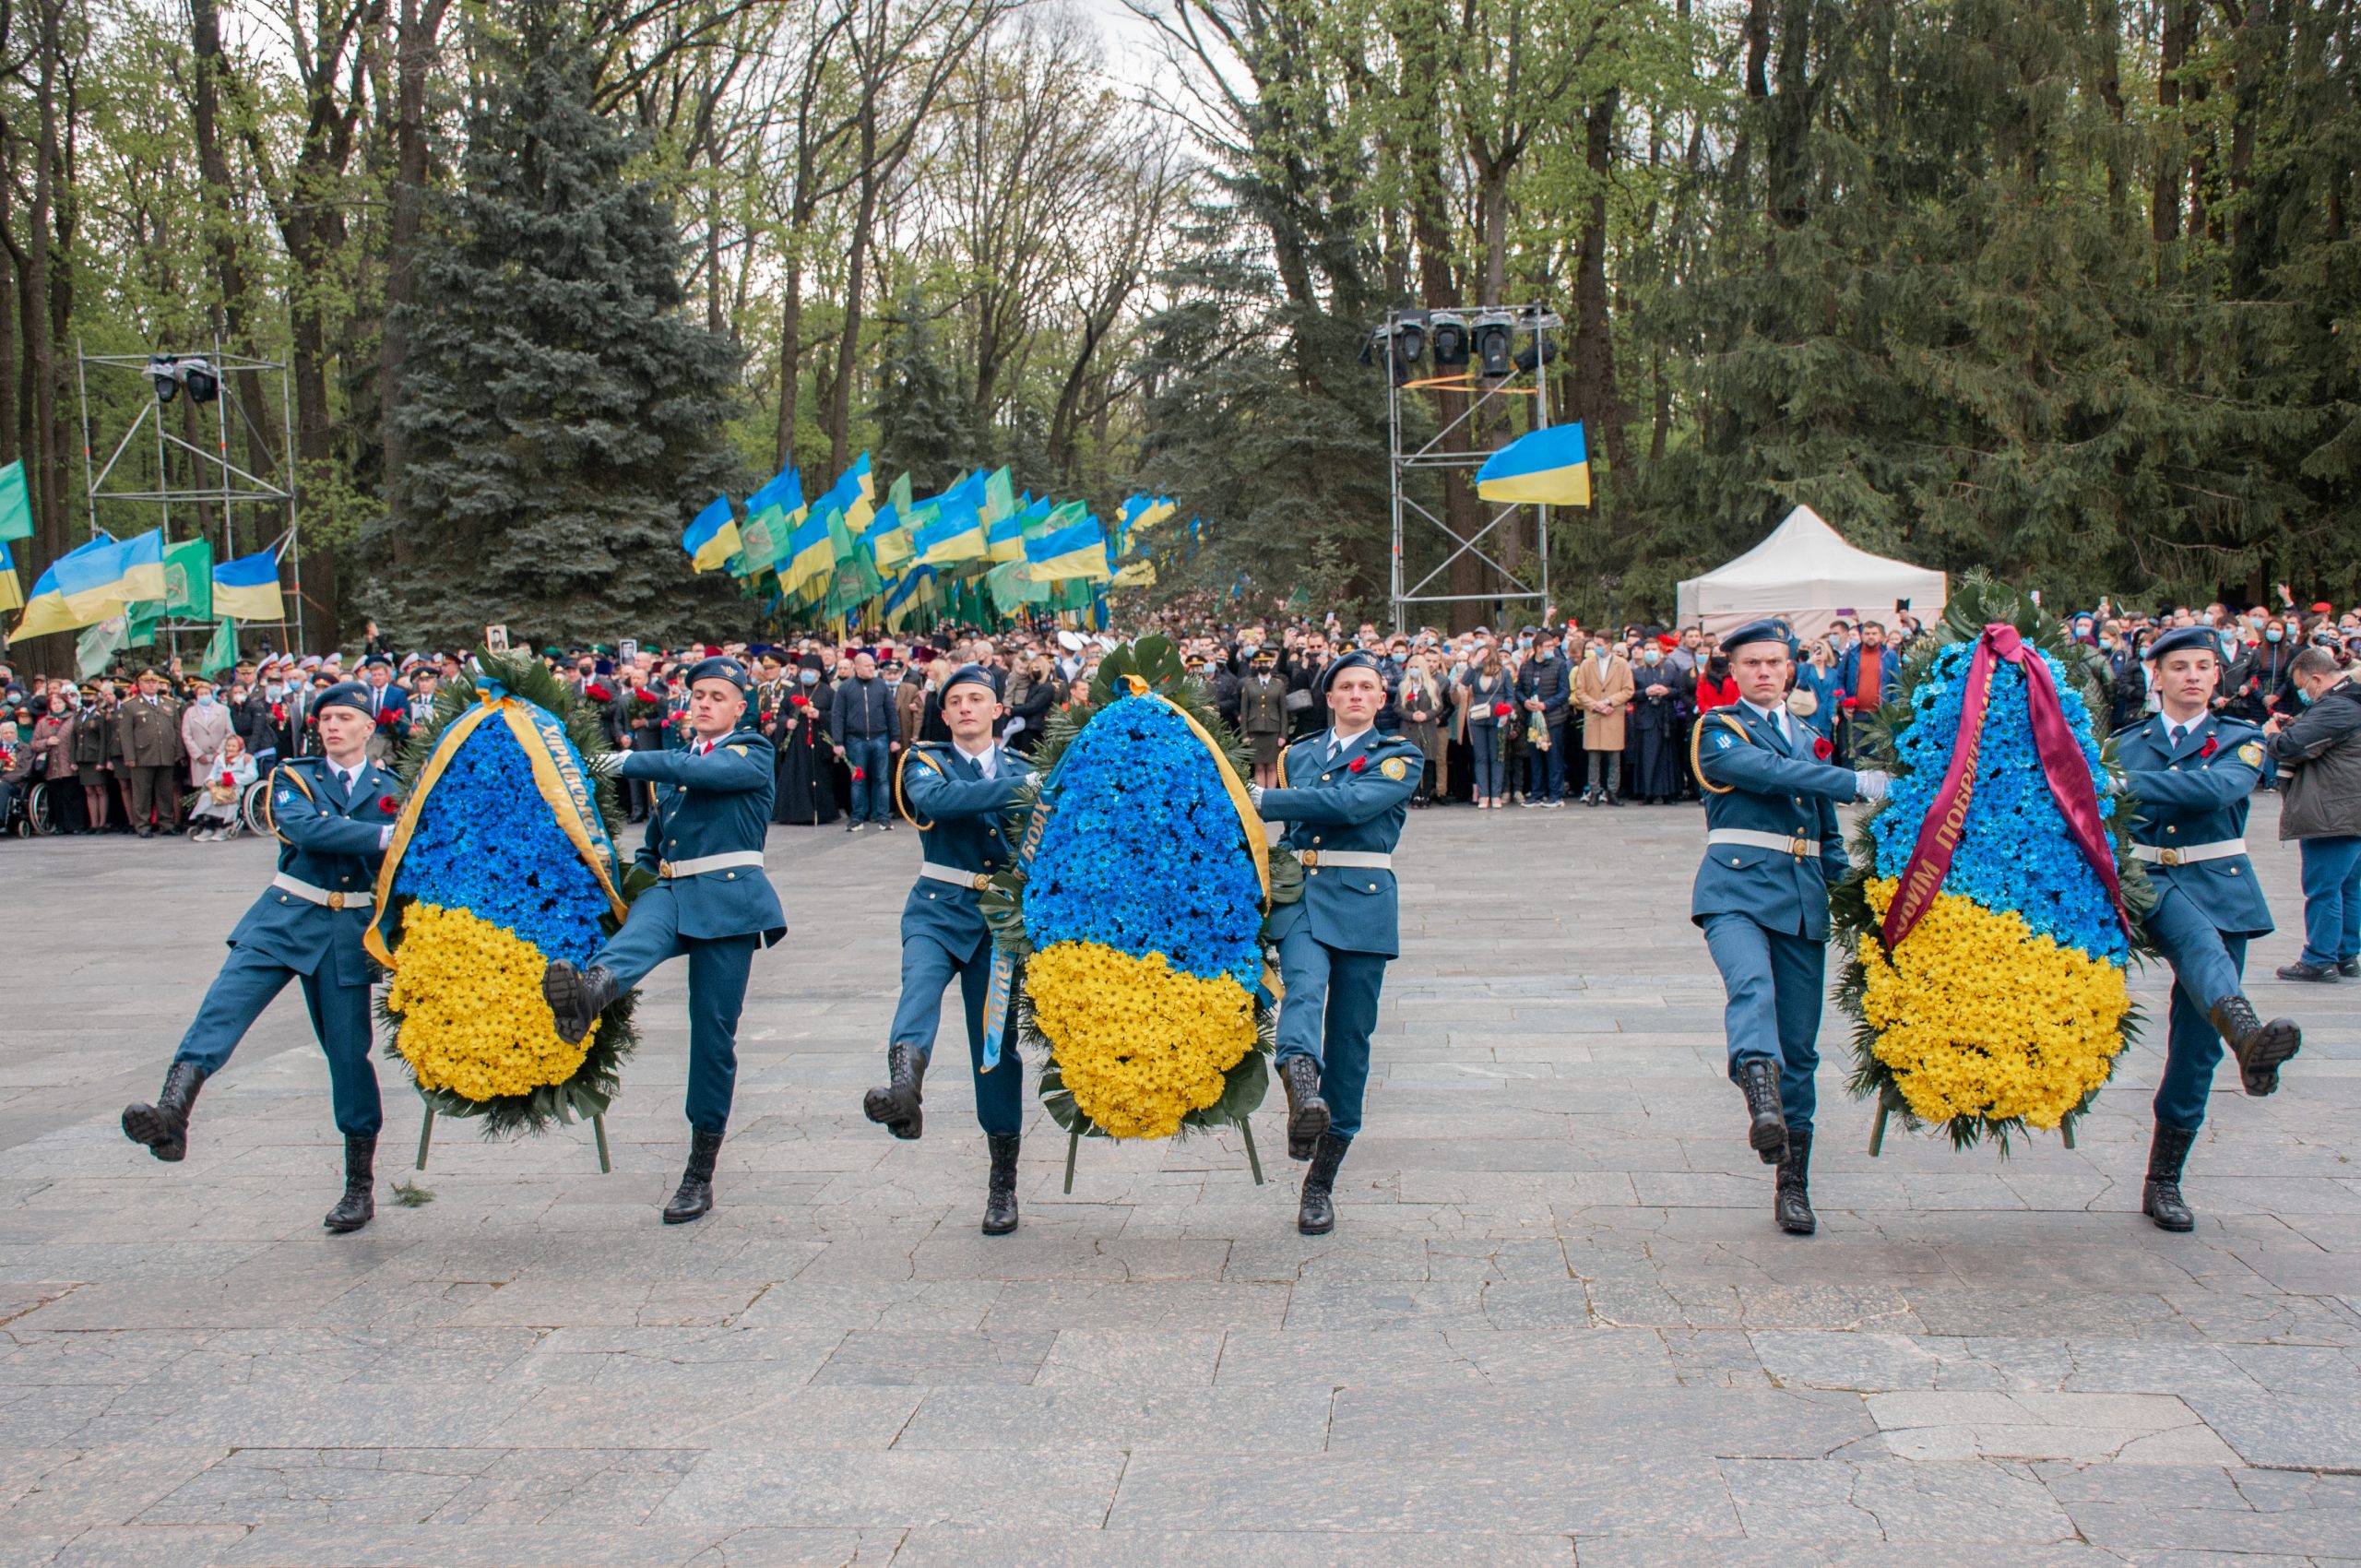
[{"x1": 1676, "y1": 505, "x2": 1946, "y2": 640}]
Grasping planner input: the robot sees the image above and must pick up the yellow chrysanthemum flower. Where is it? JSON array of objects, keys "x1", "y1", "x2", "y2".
[
  {"x1": 386, "y1": 901, "x2": 597, "y2": 1100},
  {"x1": 1857, "y1": 879, "x2": 2130, "y2": 1129},
  {"x1": 1026, "y1": 941, "x2": 1258, "y2": 1139}
]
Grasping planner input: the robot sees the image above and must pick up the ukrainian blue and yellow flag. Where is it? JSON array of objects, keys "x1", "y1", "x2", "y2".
[
  {"x1": 682, "y1": 495, "x2": 740, "y2": 571},
  {"x1": 11, "y1": 529, "x2": 168, "y2": 638},
  {"x1": 1025, "y1": 505, "x2": 1111, "y2": 584},
  {"x1": 0, "y1": 538, "x2": 21, "y2": 615},
  {"x1": 211, "y1": 549, "x2": 286, "y2": 622},
  {"x1": 917, "y1": 472, "x2": 988, "y2": 566},
  {"x1": 867, "y1": 471, "x2": 914, "y2": 573},
  {"x1": 1475, "y1": 422, "x2": 1590, "y2": 506},
  {"x1": 884, "y1": 564, "x2": 934, "y2": 631},
  {"x1": 779, "y1": 508, "x2": 834, "y2": 600},
  {"x1": 739, "y1": 468, "x2": 804, "y2": 576}
]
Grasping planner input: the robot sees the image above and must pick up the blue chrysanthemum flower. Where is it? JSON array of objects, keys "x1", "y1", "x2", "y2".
[
  {"x1": 393, "y1": 718, "x2": 610, "y2": 965},
  {"x1": 1022, "y1": 695, "x2": 1263, "y2": 986},
  {"x1": 1870, "y1": 642, "x2": 2124, "y2": 962}
]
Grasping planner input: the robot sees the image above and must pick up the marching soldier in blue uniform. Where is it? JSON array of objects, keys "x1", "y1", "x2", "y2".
[
  {"x1": 1691, "y1": 620, "x2": 1891, "y2": 1237},
  {"x1": 2109, "y1": 625, "x2": 2301, "y2": 1232},
  {"x1": 546, "y1": 656, "x2": 785, "y2": 1224},
  {"x1": 1248, "y1": 650, "x2": 1421, "y2": 1235},
  {"x1": 123, "y1": 682, "x2": 403, "y2": 1233},
  {"x1": 863, "y1": 665, "x2": 1036, "y2": 1234}
]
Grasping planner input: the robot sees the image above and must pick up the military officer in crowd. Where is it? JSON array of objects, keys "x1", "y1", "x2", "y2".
[
  {"x1": 2109, "y1": 624, "x2": 2302, "y2": 1232},
  {"x1": 862, "y1": 665, "x2": 1036, "y2": 1234},
  {"x1": 116, "y1": 666, "x2": 184, "y2": 835},
  {"x1": 121, "y1": 682, "x2": 402, "y2": 1232},
  {"x1": 546, "y1": 656, "x2": 785, "y2": 1225},
  {"x1": 1247, "y1": 650, "x2": 1422, "y2": 1235},
  {"x1": 1691, "y1": 619, "x2": 1890, "y2": 1236}
]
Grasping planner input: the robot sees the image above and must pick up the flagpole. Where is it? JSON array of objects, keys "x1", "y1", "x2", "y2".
[{"x1": 74, "y1": 336, "x2": 101, "y2": 540}]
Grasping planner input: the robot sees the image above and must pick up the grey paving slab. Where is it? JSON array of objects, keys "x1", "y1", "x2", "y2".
[{"x1": 0, "y1": 801, "x2": 2354, "y2": 1562}]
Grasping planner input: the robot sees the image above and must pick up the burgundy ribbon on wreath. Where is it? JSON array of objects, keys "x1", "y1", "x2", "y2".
[{"x1": 1880, "y1": 624, "x2": 2129, "y2": 951}]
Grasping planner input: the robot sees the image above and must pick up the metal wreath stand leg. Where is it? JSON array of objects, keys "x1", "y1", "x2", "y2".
[
  {"x1": 415, "y1": 1100, "x2": 611, "y2": 1174},
  {"x1": 1060, "y1": 1120, "x2": 1264, "y2": 1194}
]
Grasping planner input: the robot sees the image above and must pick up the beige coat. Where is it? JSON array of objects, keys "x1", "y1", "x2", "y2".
[{"x1": 1575, "y1": 651, "x2": 1635, "y2": 751}]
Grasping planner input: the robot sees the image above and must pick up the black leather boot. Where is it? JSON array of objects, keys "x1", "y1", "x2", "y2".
[
  {"x1": 1774, "y1": 1129, "x2": 1816, "y2": 1235},
  {"x1": 2142, "y1": 1122, "x2": 2198, "y2": 1232},
  {"x1": 1298, "y1": 1131, "x2": 1350, "y2": 1234},
  {"x1": 862, "y1": 1043, "x2": 927, "y2": 1139},
  {"x1": 122, "y1": 1062, "x2": 208, "y2": 1162},
  {"x1": 1278, "y1": 1054, "x2": 1329, "y2": 1161},
  {"x1": 2209, "y1": 995, "x2": 2301, "y2": 1097},
  {"x1": 324, "y1": 1134, "x2": 376, "y2": 1233},
  {"x1": 1736, "y1": 1058, "x2": 1787, "y2": 1164},
  {"x1": 664, "y1": 1128, "x2": 724, "y2": 1224},
  {"x1": 542, "y1": 961, "x2": 622, "y2": 1046},
  {"x1": 981, "y1": 1134, "x2": 1021, "y2": 1235}
]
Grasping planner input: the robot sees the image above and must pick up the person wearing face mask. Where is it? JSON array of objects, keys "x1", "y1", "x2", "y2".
[
  {"x1": 770, "y1": 662, "x2": 840, "y2": 827},
  {"x1": 2263, "y1": 647, "x2": 2361, "y2": 983},
  {"x1": 1629, "y1": 637, "x2": 1689, "y2": 803},
  {"x1": 180, "y1": 678, "x2": 234, "y2": 798}
]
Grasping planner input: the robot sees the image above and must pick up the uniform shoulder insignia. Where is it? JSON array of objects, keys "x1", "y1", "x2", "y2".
[
  {"x1": 1380, "y1": 755, "x2": 1408, "y2": 780},
  {"x1": 2238, "y1": 742, "x2": 2262, "y2": 766}
]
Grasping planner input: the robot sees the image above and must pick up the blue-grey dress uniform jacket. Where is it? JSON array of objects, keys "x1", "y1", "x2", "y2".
[
  {"x1": 621, "y1": 729, "x2": 787, "y2": 943},
  {"x1": 2116, "y1": 712, "x2": 2273, "y2": 937},
  {"x1": 235, "y1": 756, "x2": 402, "y2": 986},
  {"x1": 1690, "y1": 704, "x2": 1860, "y2": 939},
  {"x1": 1258, "y1": 729, "x2": 1423, "y2": 957},
  {"x1": 899, "y1": 742, "x2": 1033, "y2": 961}
]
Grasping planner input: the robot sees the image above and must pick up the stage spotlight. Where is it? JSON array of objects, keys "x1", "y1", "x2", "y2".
[
  {"x1": 180, "y1": 359, "x2": 219, "y2": 403},
  {"x1": 147, "y1": 354, "x2": 181, "y2": 404},
  {"x1": 1470, "y1": 312, "x2": 1515, "y2": 378},
  {"x1": 1430, "y1": 312, "x2": 1469, "y2": 367}
]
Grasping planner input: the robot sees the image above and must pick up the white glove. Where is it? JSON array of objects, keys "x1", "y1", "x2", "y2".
[
  {"x1": 1853, "y1": 768, "x2": 1892, "y2": 802},
  {"x1": 1248, "y1": 783, "x2": 1266, "y2": 810},
  {"x1": 2095, "y1": 771, "x2": 2120, "y2": 797},
  {"x1": 587, "y1": 752, "x2": 625, "y2": 779}
]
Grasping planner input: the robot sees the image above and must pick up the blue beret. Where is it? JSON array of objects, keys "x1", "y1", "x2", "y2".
[
  {"x1": 2146, "y1": 626, "x2": 2224, "y2": 663},
  {"x1": 943, "y1": 663, "x2": 997, "y2": 696},
  {"x1": 1722, "y1": 618, "x2": 1797, "y2": 655},
  {"x1": 1319, "y1": 649, "x2": 1384, "y2": 696},
  {"x1": 684, "y1": 656, "x2": 753, "y2": 696},
  {"x1": 314, "y1": 681, "x2": 374, "y2": 718}
]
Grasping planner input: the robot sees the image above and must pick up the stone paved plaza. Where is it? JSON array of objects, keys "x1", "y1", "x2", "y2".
[{"x1": 2, "y1": 799, "x2": 2356, "y2": 1566}]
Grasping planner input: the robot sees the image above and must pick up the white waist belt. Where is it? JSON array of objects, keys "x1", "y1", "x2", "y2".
[
  {"x1": 1706, "y1": 828, "x2": 1821, "y2": 858},
  {"x1": 2132, "y1": 839, "x2": 2246, "y2": 867},
  {"x1": 271, "y1": 873, "x2": 374, "y2": 910},
  {"x1": 1299, "y1": 849, "x2": 1393, "y2": 869},
  {"x1": 919, "y1": 861, "x2": 992, "y2": 891},
  {"x1": 659, "y1": 850, "x2": 766, "y2": 878}
]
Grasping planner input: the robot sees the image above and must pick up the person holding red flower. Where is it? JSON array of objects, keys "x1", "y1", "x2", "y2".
[{"x1": 357, "y1": 653, "x2": 410, "y2": 762}]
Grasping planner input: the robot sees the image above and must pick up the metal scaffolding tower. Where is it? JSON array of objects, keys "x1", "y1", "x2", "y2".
[
  {"x1": 76, "y1": 340, "x2": 304, "y2": 656},
  {"x1": 1383, "y1": 303, "x2": 1562, "y2": 633}
]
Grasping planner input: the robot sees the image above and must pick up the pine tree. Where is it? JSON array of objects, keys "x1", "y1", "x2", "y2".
[{"x1": 368, "y1": 0, "x2": 747, "y2": 648}]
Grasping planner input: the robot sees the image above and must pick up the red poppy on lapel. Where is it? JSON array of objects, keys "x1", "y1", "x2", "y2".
[
  {"x1": 1812, "y1": 735, "x2": 1834, "y2": 760},
  {"x1": 2200, "y1": 734, "x2": 2218, "y2": 758},
  {"x1": 1348, "y1": 754, "x2": 1368, "y2": 773},
  {"x1": 378, "y1": 794, "x2": 399, "y2": 813}
]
